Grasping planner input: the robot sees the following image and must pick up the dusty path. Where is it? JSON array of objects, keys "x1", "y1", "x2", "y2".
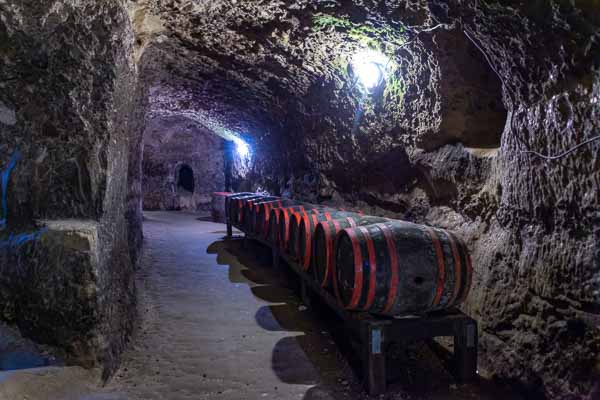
[
  {"x1": 99, "y1": 211, "x2": 352, "y2": 400},
  {"x1": 2, "y1": 212, "x2": 522, "y2": 400}
]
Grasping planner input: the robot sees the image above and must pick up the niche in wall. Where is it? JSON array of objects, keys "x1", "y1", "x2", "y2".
[
  {"x1": 142, "y1": 118, "x2": 227, "y2": 212},
  {"x1": 418, "y1": 28, "x2": 508, "y2": 151},
  {"x1": 177, "y1": 164, "x2": 195, "y2": 194}
]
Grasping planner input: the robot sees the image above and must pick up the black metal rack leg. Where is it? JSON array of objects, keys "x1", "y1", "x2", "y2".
[
  {"x1": 226, "y1": 222, "x2": 232, "y2": 238},
  {"x1": 271, "y1": 248, "x2": 280, "y2": 270},
  {"x1": 300, "y1": 280, "x2": 312, "y2": 308},
  {"x1": 242, "y1": 235, "x2": 479, "y2": 395},
  {"x1": 361, "y1": 321, "x2": 388, "y2": 396},
  {"x1": 453, "y1": 320, "x2": 478, "y2": 382}
]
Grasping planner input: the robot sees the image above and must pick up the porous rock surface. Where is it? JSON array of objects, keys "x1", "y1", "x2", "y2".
[
  {"x1": 142, "y1": 114, "x2": 226, "y2": 211},
  {"x1": 0, "y1": 0, "x2": 141, "y2": 377},
  {"x1": 0, "y1": 0, "x2": 598, "y2": 398},
  {"x1": 131, "y1": 1, "x2": 600, "y2": 398}
]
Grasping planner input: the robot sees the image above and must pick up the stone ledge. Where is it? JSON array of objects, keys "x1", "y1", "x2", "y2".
[{"x1": 0, "y1": 219, "x2": 117, "y2": 370}]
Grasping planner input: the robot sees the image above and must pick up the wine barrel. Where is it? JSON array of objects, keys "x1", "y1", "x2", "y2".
[
  {"x1": 288, "y1": 208, "x2": 344, "y2": 260},
  {"x1": 287, "y1": 212, "x2": 306, "y2": 259},
  {"x1": 242, "y1": 196, "x2": 279, "y2": 232},
  {"x1": 248, "y1": 199, "x2": 278, "y2": 235},
  {"x1": 313, "y1": 216, "x2": 389, "y2": 288},
  {"x1": 253, "y1": 199, "x2": 298, "y2": 238},
  {"x1": 333, "y1": 221, "x2": 472, "y2": 316},
  {"x1": 229, "y1": 194, "x2": 263, "y2": 226},
  {"x1": 225, "y1": 192, "x2": 253, "y2": 222},
  {"x1": 267, "y1": 207, "x2": 283, "y2": 245},
  {"x1": 278, "y1": 204, "x2": 326, "y2": 251},
  {"x1": 295, "y1": 211, "x2": 360, "y2": 271},
  {"x1": 246, "y1": 197, "x2": 283, "y2": 234},
  {"x1": 239, "y1": 195, "x2": 274, "y2": 229}
]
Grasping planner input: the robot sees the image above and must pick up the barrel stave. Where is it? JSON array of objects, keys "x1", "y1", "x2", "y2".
[
  {"x1": 225, "y1": 192, "x2": 252, "y2": 221},
  {"x1": 313, "y1": 216, "x2": 388, "y2": 288},
  {"x1": 232, "y1": 195, "x2": 264, "y2": 226},
  {"x1": 278, "y1": 205, "x2": 324, "y2": 251},
  {"x1": 334, "y1": 221, "x2": 471, "y2": 316},
  {"x1": 297, "y1": 211, "x2": 359, "y2": 271}
]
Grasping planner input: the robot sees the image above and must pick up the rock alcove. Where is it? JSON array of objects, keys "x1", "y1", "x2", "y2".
[
  {"x1": 177, "y1": 164, "x2": 195, "y2": 194},
  {"x1": 0, "y1": 1, "x2": 599, "y2": 399}
]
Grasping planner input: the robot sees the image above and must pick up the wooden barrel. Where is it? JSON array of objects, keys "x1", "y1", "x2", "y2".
[
  {"x1": 234, "y1": 194, "x2": 267, "y2": 230},
  {"x1": 313, "y1": 216, "x2": 389, "y2": 288},
  {"x1": 267, "y1": 207, "x2": 283, "y2": 245},
  {"x1": 245, "y1": 197, "x2": 283, "y2": 234},
  {"x1": 242, "y1": 196, "x2": 279, "y2": 232},
  {"x1": 296, "y1": 211, "x2": 360, "y2": 271},
  {"x1": 225, "y1": 192, "x2": 253, "y2": 222},
  {"x1": 253, "y1": 199, "x2": 298, "y2": 238},
  {"x1": 287, "y1": 212, "x2": 307, "y2": 259},
  {"x1": 333, "y1": 221, "x2": 472, "y2": 316},
  {"x1": 230, "y1": 195, "x2": 265, "y2": 227},
  {"x1": 235, "y1": 195, "x2": 268, "y2": 227},
  {"x1": 248, "y1": 199, "x2": 278, "y2": 235},
  {"x1": 239, "y1": 196, "x2": 275, "y2": 230},
  {"x1": 278, "y1": 204, "x2": 326, "y2": 251},
  {"x1": 287, "y1": 208, "x2": 344, "y2": 260}
]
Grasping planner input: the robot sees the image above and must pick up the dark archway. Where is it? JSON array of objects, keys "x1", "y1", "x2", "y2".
[{"x1": 177, "y1": 164, "x2": 195, "y2": 193}]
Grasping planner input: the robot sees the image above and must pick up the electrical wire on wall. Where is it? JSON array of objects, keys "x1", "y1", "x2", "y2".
[{"x1": 463, "y1": 28, "x2": 600, "y2": 161}]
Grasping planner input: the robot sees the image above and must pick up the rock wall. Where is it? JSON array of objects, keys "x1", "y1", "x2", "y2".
[
  {"x1": 142, "y1": 116, "x2": 226, "y2": 212},
  {"x1": 0, "y1": 0, "x2": 141, "y2": 377},
  {"x1": 140, "y1": 1, "x2": 596, "y2": 397},
  {"x1": 261, "y1": 3, "x2": 600, "y2": 397},
  {"x1": 0, "y1": 0, "x2": 597, "y2": 397}
]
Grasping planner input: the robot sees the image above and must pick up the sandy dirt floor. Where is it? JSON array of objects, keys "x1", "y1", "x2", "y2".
[{"x1": 0, "y1": 211, "x2": 522, "y2": 400}]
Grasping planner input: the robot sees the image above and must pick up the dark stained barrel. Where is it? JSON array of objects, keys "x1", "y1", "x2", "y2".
[
  {"x1": 333, "y1": 221, "x2": 472, "y2": 316},
  {"x1": 229, "y1": 194, "x2": 264, "y2": 227},
  {"x1": 236, "y1": 196, "x2": 266, "y2": 227},
  {"x1": 287, "y1": 212, "x2": 308, "y2": 259},
  {"x1": 242, "y1": 196, "x2": 279, "y2": 232},
  {"x1": 288, "y1": 207, "x2": 346, "y2": 258},
  {"x1": 278, "y1": 204, "x2": 326, "y2": 251},
  {"x1": 313, "y1": 216, "x2": 389, "y2": 288},
  {"x1": 248, "y1": 199, "x2": 276, "y2": 235},
  {"x1": 237, "y1": 195, "x2": 275, "y2": 230},
  {"x1": 267, "y1": 208, "x2": 283, "y2": 245},
  {"x1": 253, "y1": 199, "x2": 298, "y2": 237},
  {"x1": 295, "y1": 211, "x2": 360, "y2": 271},
  {"x1": 225, "y1": 192, "x2": 253, "y2": 222}
]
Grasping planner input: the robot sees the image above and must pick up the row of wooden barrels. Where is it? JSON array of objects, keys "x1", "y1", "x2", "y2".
[{"x1": 225, "y1": 193, "x2": 472, "y2": 317}]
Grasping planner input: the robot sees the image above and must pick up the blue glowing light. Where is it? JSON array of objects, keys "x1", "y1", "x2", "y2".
[
  {"x1": 0, "y1": 149, "x2": 46, "y2": 250},
  {"x1": 0, "y1": 150, "x2": 20, "y2": 231},
  {"x1": 233, "y1": 137, "x2": 250, "y2": 158}
]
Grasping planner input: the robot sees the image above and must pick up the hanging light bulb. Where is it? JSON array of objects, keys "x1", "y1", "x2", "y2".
[{"x1": 351, "y1": 49, "x2": 390, "y2": 92}]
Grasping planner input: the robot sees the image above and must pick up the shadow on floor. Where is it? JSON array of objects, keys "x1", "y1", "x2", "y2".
[{"x1": 207, "y1": 238, "x2": 524, "y2": 400}]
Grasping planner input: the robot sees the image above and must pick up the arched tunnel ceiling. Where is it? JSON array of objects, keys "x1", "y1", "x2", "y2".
[
  {"x1": 131, "y1": 0, "x2": 598, "y2": 197},
  {"x1": 133, "y1": 0, "x2": 447, "y2": 146}
]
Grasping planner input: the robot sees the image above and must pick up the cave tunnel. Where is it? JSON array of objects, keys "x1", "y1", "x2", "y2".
[
  {"x1": 177, "y1": 164, "x2": 195, "y2": 194},
  {"x1": 0, "y1": 1, "x2": 599, "y2": 400}
]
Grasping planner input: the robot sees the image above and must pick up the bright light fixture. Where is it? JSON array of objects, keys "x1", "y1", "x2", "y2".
[
  {"x1": 233, "y1": 137, "x2": 250, "y2": 158},
  {"x1": 351, "y1": 49, "x2": 390, "y2": 92}
]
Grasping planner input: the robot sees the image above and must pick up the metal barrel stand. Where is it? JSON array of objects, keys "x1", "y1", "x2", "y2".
[{"x1": 227, "y1": 225, "x2": 478, "y2": 395}]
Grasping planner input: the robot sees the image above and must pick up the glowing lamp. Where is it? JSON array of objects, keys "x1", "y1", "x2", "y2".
[
  {"x1": 233, "y1": 137, "x2": 250, "y2": 158},
  {"x1": 351, "y1": 50, "x2": 390, "y2": 92}
]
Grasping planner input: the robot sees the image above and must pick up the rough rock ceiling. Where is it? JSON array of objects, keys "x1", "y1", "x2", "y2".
[
  {"x1": 126, "y1": 2, "x2": 600, "y2": 398},
  {"x1": 132, "y1": 0, "x2": 443, "y2": 146}
]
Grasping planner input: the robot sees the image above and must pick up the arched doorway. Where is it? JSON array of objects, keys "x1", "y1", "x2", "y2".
[{"x1": 177, "y1": 164, "x2": 195, "y2": 194}]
